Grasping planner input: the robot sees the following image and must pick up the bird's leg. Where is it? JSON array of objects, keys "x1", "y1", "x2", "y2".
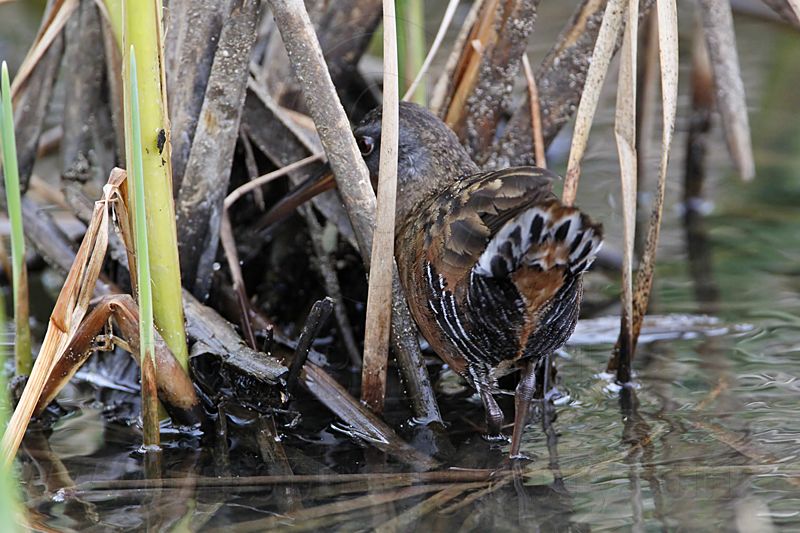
[
  {"x1": 479, "y1": 388, "x2": 506, "y2": 441},
  {"x1": 510, "y1": 360, "x2": 538, "y2": 458}
]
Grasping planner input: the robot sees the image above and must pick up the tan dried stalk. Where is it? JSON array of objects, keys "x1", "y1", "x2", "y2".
[
  {"x1": 219, "y1": 212, "x2": 256, "y2": 349},
  {"x1": 791, "y1": 0, "x2": 800, "y2": 19},
  {"x1": 361, "y1": 0, "x2": 400, "y2": 414},
  {"x1": 430, "y1": 0, "x2": 484, "y2": 114},
  {"x1": 562, "y1": 0, "x2": 625, "y2": 206},
  {"x1": 267, "y1": 0, "x2": 442, "y2": 423},
  {"x1": 614, "y1": 0, "x2": 638, "y2": 382},
  {"x1": 629, "y1": 0, "x2": 679, "y2": 353},
  {"x1": 697, "y1": 0, "x2": 755, "y2": 180},
  {"x1": 521, "y1": 53, "x2": 546, "y2": 169},
  {"x1": 224, "y1": 153, "x2": 324, "y2": 209}
]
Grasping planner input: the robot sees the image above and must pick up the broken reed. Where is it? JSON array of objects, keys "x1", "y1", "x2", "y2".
[
  {"x1": 0, "y1": 62, "x2": 32, "y2": 376},
  {"x1": 128, "y1": 48, "x2": 159, "y2": 447}
]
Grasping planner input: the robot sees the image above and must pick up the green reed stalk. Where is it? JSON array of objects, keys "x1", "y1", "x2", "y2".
[
  {"x1": 122, "y1": 0, "x2": 189, "y2": 373},
  {"x1": 103, "y1": 0, "x2": 123, "y2": 50},
  {"x1": 0, "y1": 369, "x2": 21, "y2": 530},
  {"x1": 0, "y1": 320, "x2": 22, "y2": 529},
  {"x1": 0, "y1": 62, "x2": 31, "y2": 376},
  {"x1": 397, "y1": 0, "x2": 427, "y2": 106},
  {"x1": 128, "y1": 48, "x2": 159, "y2": 447}
]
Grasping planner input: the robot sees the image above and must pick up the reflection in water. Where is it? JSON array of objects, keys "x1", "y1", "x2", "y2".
[
  {"x1": 685, "y1": 210, "x2": 721, "y2": 314},
  {"x1": 683, "y1": 18, "x2": 721, "y2": 316},
  {"x1": 619, "y1": 386, "x2": 653, "y2": 532}
]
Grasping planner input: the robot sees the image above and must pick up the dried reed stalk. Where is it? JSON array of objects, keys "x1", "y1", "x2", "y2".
[
  {"x1": 361, "y1": 0, "x2": 400, "y2": 414},
  {"x1": 266, "y1": 0, "x2": 376, "y2": 260},
  {"x1": 219, "y1": 212, "x2": 256, "y2": 349},
  {"x1": 224, "y1": 153, "x2": 324, "y2": 209},
  {"x1": 520, "y1": 54, "x2": 546, "y2": 168},
  {"x1": 697, "y1": 0, "x2": 755, "y2": 180},
  {"x1": 614, "y1": 0, "x2": 639, "y2": 383},
  {"x1": 629, "y1": 0, "x2": 678, "y2": 354},
  {"x1": 562, "y1": 0, "x2": 626, "y2": 206}
]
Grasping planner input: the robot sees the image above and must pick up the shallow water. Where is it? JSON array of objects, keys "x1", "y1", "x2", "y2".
[{"x1": 5, "y1": 2, "x2": 800, "y2": 531}]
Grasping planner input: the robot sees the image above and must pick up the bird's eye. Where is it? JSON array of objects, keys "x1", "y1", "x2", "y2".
[{"x1": 357, "y1": 135, "x2": 375, "y2": 156}]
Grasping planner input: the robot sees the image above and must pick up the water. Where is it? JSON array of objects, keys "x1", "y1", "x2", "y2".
[{"x1": 5, "y1": 3, "x2": 800, "y2": 531}]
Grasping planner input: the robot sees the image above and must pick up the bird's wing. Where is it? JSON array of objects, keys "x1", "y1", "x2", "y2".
[
  {"x1": 420, "y1": 167, "x2": 602, "y2": 371},
  {"x1": 424, "y1": 167, "x2": 558, "y2": 284}
]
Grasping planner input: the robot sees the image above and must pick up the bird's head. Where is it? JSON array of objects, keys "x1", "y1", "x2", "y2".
[
  {"x1": 256, "y1": 102, "x2": 478, "y2": 231},
  {"x1": 353, "y1": 102, "x2": 478, "y2": 222}
]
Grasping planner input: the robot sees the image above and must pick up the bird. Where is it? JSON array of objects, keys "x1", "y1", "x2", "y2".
[{"x1": 260, "y1": 102, "x2": 603, "y2": 457}]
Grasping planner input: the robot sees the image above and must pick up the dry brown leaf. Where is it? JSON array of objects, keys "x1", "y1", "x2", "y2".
[
  {"x1": 1, "y1": 168, "x2": 125, "y2": 466},
  {"x1": 10, "y1": 0, "x2": 78, "y2": 99}
]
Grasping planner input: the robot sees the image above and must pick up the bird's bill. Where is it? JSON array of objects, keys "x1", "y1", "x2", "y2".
[{"x1": 255, "y1": 163, "x2": 336, "y2": 230}]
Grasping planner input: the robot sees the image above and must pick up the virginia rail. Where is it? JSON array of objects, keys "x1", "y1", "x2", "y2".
[{"x1": 263, "y1": 102, "x2": 603, "y2": 457}]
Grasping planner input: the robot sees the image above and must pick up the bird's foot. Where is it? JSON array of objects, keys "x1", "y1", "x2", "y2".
[
  {"x1": 509, "y1": 450, "x2": 533, "y2": 461},
  {"x1": 482, "y1": 431, "x2": 510, "y2": 444},
  {"x1": 496, "y1": 452, "x2": 536, "y2": 475}
]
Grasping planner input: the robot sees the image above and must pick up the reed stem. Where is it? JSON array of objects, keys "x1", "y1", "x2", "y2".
[
  {"x1": 0, "y1": 339, "x2": 21, "y2": 530},
  {"x1": 128, "y1": 48, "x2": 159, "y2": 448},
  {"x1": 397, "y1": 0, "x2": 427, "y2": 105},
  {"x1": 361, "y1": 0, "x2": 400, "y2": 414},
  {"x1": 122, "y1": 0, "x2": 189, "y2": 373},
  {"x1": 0, "y1": 62, "x2": 32, "y2": 376}
]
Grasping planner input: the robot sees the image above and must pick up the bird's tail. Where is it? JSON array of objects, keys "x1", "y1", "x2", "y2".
[{"x1": 475, "y1": 200, "x2": 603, "y2": 278}]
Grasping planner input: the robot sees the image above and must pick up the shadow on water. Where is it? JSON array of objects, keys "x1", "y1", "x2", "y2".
[{"x1": 4, "y1": 4, "x2": 800, "y2": 531}]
